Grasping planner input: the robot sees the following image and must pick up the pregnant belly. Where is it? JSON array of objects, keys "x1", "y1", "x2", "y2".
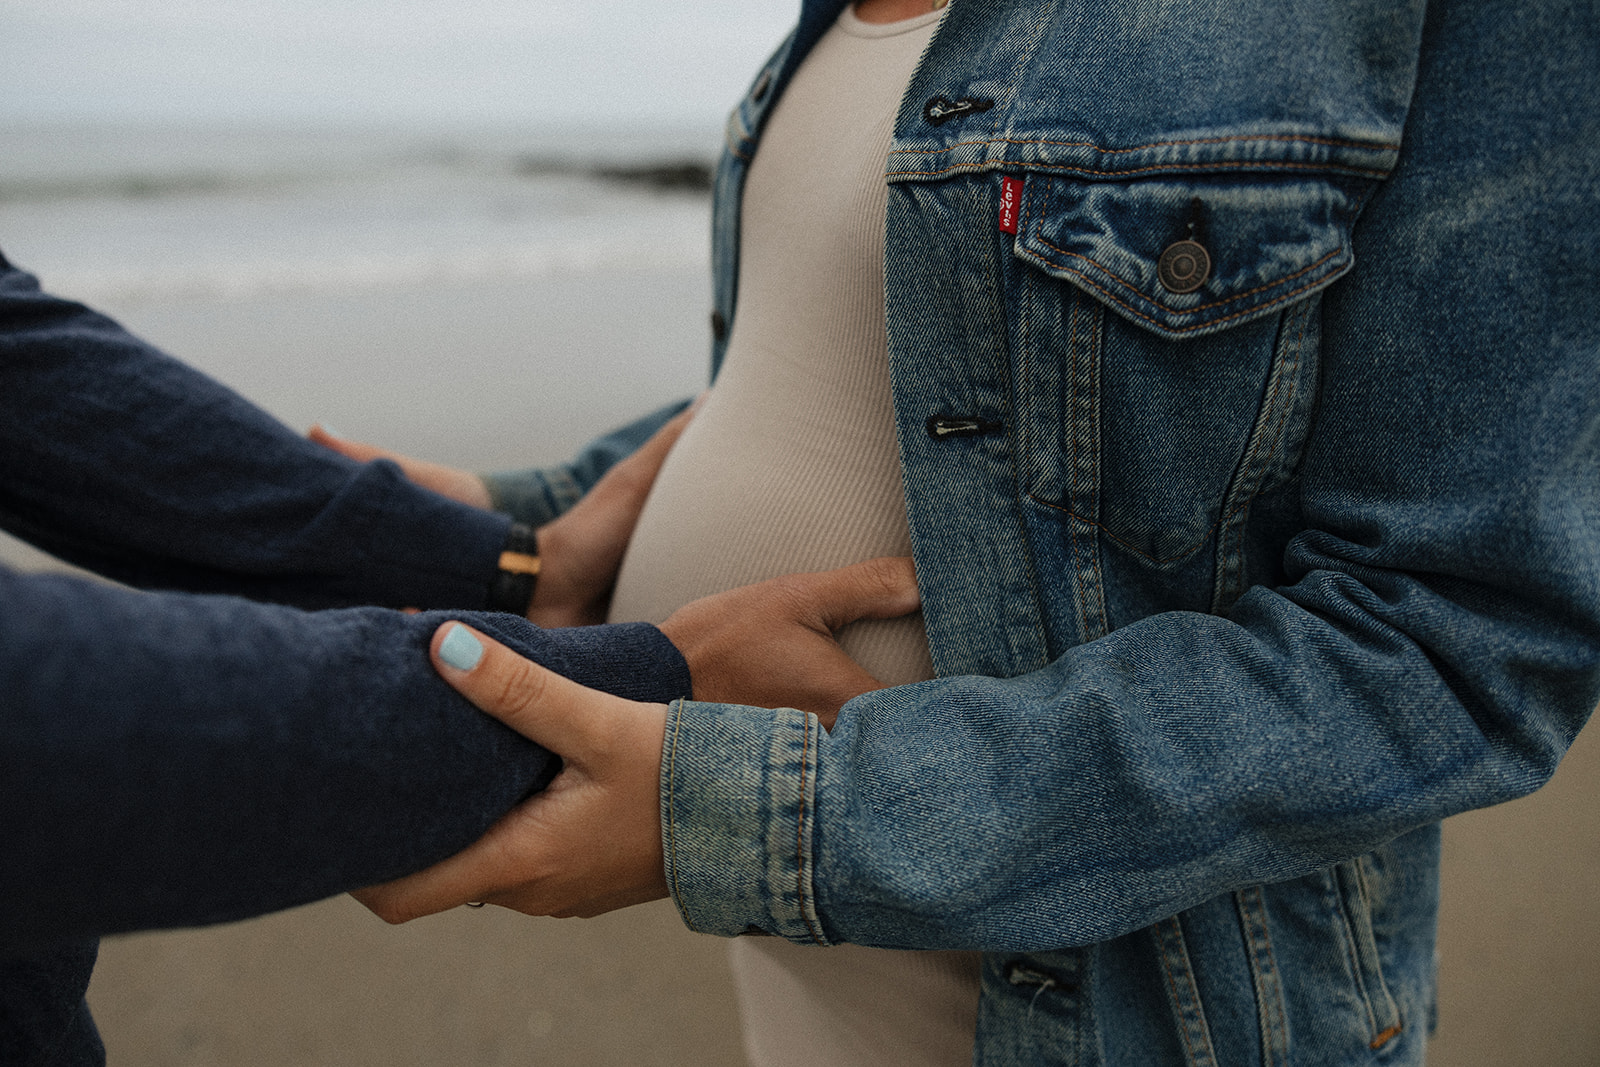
[{"x1": 606, "y1": 369, "x2": 933, "y2": 688}]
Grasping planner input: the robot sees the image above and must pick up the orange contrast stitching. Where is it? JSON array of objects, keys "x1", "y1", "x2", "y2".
[{"x1": 1371, "y1": 1024, "x2": 1404, "y2": 1051}]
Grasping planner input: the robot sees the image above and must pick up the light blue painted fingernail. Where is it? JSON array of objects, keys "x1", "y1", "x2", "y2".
[{"x1": 439, "y1": 624, "x2": 484, "y2": 671}]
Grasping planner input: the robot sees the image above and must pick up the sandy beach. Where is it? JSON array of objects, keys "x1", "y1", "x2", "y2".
[{"x1": 3, "y1": 267, "x2": 1596, "y2": 1065}]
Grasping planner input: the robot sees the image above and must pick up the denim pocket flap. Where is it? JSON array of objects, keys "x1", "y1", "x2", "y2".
[{"x1": 1013, "y1": 175, "x2": 1373, "y2": 340}]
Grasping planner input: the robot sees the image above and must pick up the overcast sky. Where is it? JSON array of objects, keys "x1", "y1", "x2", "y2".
[{"x1": 1, "y1": 0, "x2": 799, "y2": 127}]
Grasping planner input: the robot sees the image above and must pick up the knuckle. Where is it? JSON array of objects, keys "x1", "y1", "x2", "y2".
[
  {"x1": 768, "y1": 575, "x2": 817, "y2": 618},
  {"x1": 489, "y1": 657, "x2": 549, "y2": 719},
  {"x1": 863, "y1": 556, "x2": 911, "y2": 597}
]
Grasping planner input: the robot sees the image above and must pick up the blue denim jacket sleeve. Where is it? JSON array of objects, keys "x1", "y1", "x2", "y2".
[
  {"x1": 481, "y1": 399, "x2": 692, "y2": 527},
  {"x1": 0, "y1": 253, "x2": 514, "y2": 612},
  {"x1": 0, "y1": 566, "x2": 689, "y2": 955},
  {"x1": 661, "y1": 0, "x2": 1600, "y2": 952}
]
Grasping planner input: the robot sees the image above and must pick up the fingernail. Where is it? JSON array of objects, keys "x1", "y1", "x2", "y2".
[
  {"x1": 439, "y1": 624, "x2": 484, "y2": 671},
  {"x1": 316, "y1": 422, "x2": 346, "y2": 439}
]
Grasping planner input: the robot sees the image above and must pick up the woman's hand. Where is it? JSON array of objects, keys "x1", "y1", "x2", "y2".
[
  {"x1": 352, "y1": 558, "x2": 919, "y2": 922},
  {"x1": 353, "y1": 623, "x2": 671, "y2": 923}
]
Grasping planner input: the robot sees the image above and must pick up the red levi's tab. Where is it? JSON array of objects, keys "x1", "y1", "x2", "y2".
[{"x1": 998, "y1": 176, "x2": 1023, "y2": 234}]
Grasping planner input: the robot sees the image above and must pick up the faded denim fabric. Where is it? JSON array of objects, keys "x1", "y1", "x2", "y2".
[
  {"x1": 482, "y1": 399, "x2": 689, "y2": 528},
  {"x1": 660, "y1": 0, "x2": 1600, "y2": 1064}
]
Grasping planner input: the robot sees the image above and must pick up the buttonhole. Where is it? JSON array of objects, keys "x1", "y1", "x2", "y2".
[
  {"x1": 922, "y1": 96, "x2": 995, "y2": 126},
  {"x1": 926, "y1": 415, "x2": 1004, "y2": 440}
]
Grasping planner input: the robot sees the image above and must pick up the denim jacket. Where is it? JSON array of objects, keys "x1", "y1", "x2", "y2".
[{"x1": 497, "y1": 0, "x2": 1599, "y2": 1062}]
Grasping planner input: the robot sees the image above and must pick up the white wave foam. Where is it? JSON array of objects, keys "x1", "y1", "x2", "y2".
[{"x1": 51, "y1": 233, "x2": 710, "y2": 307}]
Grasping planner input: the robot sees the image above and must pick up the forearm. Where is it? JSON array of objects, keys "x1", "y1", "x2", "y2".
[
  {"x1": 663, "y1": 560, "x2": 1598, "y2": 951},
  {"x1": 481, "y1": 399, "x2": 691, "y2": 527},
  {"x1": 0, "y1": 568, "x2": 688, "y2": 954},
  {"x1": 0, "y1": 254, "x2": 510, "y2": 610}
]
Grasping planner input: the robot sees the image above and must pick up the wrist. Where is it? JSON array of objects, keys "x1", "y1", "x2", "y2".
[
  {"x1": 525, "y1": 516, "x2": 609, "y2": 627},
  {"x1": 486, "y1": 522, "x2": 541, "y2": 615}
]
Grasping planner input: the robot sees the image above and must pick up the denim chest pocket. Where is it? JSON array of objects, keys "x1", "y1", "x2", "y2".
[
  {"x1": 1013, "y1": 175, "x2": 1371, "y2": 340},
  {"x1": 1005, "y1": 171, "x2": 1373, "y2": 613}
]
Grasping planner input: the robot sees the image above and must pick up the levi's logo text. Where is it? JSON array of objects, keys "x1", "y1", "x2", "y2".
[{"x1": 999, "y1": 177, "x2": 1023, "y2": 234}]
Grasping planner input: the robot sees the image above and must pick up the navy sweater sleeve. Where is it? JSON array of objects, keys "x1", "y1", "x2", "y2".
[
  {"x1": 0, "y1": 567, "x2": 690, "y2": 955},
  {"x1": 0, "y1": 251, "x2": 511, "y2": 611},
  {"x1": 0, "y1": 251, "x2": 694, "y2": 954}
]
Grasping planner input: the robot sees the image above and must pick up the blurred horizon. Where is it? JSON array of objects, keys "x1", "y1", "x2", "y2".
[{"x1": 1, "y1": 0, "x2": 797, "y2": 128}]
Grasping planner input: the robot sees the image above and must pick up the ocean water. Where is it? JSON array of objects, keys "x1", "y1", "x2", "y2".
[
  {"x1": 1, "y1": 0, "x2": 799, "y2": 301},
  {"x1": 0, "y1": 122, "x2": 720, "y2": 308},
  {"x1": 0, "y1": 118, "x2": 726, "y2": 583}
]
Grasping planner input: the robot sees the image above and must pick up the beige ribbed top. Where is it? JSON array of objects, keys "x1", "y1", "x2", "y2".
[
  {"x1": 607, "y1": 7, "x2": 940, "y2": 689},
  {"x1": 612, "y1": 10, "x2": 982, "y2": 1065}
]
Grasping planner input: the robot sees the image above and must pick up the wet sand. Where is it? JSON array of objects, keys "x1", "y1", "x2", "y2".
[{"x1": 5, "y1": 268, "x2": 1596, "y2": 1065}]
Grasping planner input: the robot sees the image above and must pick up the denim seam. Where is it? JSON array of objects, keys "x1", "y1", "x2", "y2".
[
  {"x1": 1021, "y1": 250, "x2": 1343, "y2": 336},
  {"x1": 1005, "y1": 177, "x2": 1060, "y2": 665},
  {"x1": 1334, "y1": 860, "x2": 1405, "y2": 1049},
  {"x1": 1238, "y1": 303, "x2": 1313, "y2": 594},
  {"x1": 1073, "y1": 294, "x2": 1109, "y2": 641},
  {"x1": 889, "y1": 159, "x2": 1392, "y2": 180},
  {"x1": 1331, "y1": 867, "x2": 1380, "y2": 1037},
  {"x1": 1154, "y1": 916, "x2": 1220, "y2": 1067},
  {"x1": 1355, "y1": 856, "x2": 1405, "y2": 1051},
  {"x1": 1028, "y1": 306, "x2": 1309, "y2": 570},
  {"x1": 662, "y1": 698, "x2": 694, "y2": 932},
  {"x1": 1029, "y1": 499, "x2": 1218, "y2": 565},
  {"x1": 1063, "y1": 282, "x2": 1090, "y2": 645},
  {"x1": 1030, "y1": 240, "x2": 1343, "y2": 320},
  {"x1": 1235, "y1": 887, "x2": 1292, "y2": 1066},
  {"x1": 794, "y1": 716, "x2": 826, "y2": 945},
  {"x1": 889, "y1": 132, "x2": 1400, "y2": 159},
  {"x1": 1212, "y1": 300, "x2": 1312, "y2": 608}
]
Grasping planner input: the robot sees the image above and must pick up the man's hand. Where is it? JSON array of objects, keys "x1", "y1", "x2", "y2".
[
  {"x1": 310, "y1": 406, "x2": 693, "y2": 627},
  {"x1": 524, "y1": 406, "x2": 692, "y2": 628},
  {"x1": 660, "y1": 556, "x2": 920, "y2": 728},
  {"x1": 354, "y1": 622, "x2": 671, "y2": 923},
  {"x1": 309, "y1": 424, "x2": 492, "y2": 509}
]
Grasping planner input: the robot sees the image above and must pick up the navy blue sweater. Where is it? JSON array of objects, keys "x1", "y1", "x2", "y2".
[{"x1": 0, "y1": 252, "x2": 690, "y2": 954}]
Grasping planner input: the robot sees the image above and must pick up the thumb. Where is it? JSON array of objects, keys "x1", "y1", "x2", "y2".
[
  {"x1": 795, "y1": 556, "x2": 921, "y2": 632},
  {"x1": 592, "y1": 403, "x2": 696, "y2": 499},
  {"x1": 431, "y1": 623, "x2": 622, "y2": 760}
]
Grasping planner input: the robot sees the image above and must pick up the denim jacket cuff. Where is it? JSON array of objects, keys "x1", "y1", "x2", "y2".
[
  {"x1": 480, "y1": 466, "x2": 583, "y2": 527},
  {"x1": 659, "y1": 699, "x2": 832, "y2": 945}
]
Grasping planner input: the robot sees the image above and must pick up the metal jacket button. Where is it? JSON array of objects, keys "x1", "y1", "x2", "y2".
[{"x1": 1157, "y1": 239, "x2": 1210, "y2": 294}]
